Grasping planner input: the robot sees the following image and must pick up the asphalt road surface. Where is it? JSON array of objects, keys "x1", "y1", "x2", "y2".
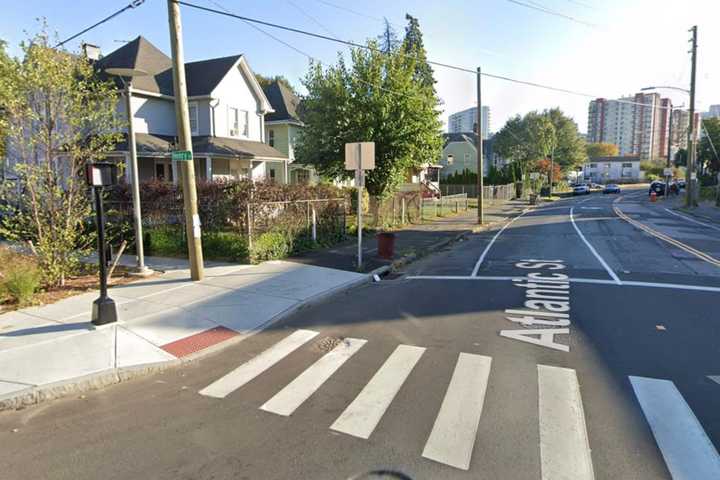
[{"x1": 2, "y1": 186, "x2": 719, "y2": 480}]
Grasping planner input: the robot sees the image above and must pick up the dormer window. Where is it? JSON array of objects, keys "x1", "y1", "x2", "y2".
[{"x1": 188, "y1": 102, "x2": 198, "y2": 135}]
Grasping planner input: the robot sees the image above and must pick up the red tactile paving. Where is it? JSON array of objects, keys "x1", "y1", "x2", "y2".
[{"x1": 161, "y1": 326, "x2": 239, "y2": 358}]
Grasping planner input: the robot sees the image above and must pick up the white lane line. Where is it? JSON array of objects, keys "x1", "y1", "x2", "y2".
[
  {"x1": 406, "y1": 275, "x2": 720, "y2": 293},
  {"x1": 199, "y1": 329, "x2": 319, "y2": 398},
  {"x1": 330, "y1": 344, "x2": 425, "y2": 439},
  {"x1": 471, "y1": 209, "x2": 530, "y2": 276},
  {"x1": 629, "y1": 376, "x2": 720, "y2": 479},
  {"x1": 708, "y1": 375, "x2": 720, "y2": 386},
  {"x1": 260, "y1": 337, "x2": 367, "y2": 416},
  {"x1": 569, "y1": 206, "x2": 622, "y2": 285},
  {"x1": 664, "y1": 208, "x2": 720, "y2": 232},
  {"x1": 422, "y1": 353, "x2": 492, "y2": 470},
  {"x1": 538, "y1": 364, "x2": 595, "y2": 480}
]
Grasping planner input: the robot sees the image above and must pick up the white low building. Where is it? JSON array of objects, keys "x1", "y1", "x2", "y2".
[{"x1": 582, "y1": 156, "x2": 641, "y2": 183}]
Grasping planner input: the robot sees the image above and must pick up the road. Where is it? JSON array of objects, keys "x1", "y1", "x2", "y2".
[{"x1": 1, "y1": 186, "x2": 719, "y2": 479}]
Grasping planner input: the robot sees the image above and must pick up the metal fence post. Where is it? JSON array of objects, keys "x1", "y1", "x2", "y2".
[
  {"x1": 402, "y1": 197, "x2": 406, "y2": 224},
  {"x1": 246, "y1": 203, "x2": 253, "y2": 250},
  {"x1": 311, "y1": 204, "x2": 317, "y2": 243}
]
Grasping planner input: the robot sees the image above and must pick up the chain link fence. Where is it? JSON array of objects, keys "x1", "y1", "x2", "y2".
[{"x1": 440, "y1": 183, "x2": 516, "y2": 201}]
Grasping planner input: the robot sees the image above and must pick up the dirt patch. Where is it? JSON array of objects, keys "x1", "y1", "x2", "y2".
[{"x1": 314, "y1": 336, "x2": 344, "y2": 353}]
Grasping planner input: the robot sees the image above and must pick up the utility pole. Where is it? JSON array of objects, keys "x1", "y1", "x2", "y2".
[
  {"x1": 167, "y1": 0, "x2": 204, "y2": 280},
  {"x1": 686, "y1": 25, "x2": 698, "y2": 207},
  {"x1": 476, "y1": 67, "x2": 484, "y2": 224},
  {"x1": 549, "y1": 147, "x2": 555, "y2": 196},
  {"x1": 666, "y1": 106, "x2": 673, "y2": 197}
]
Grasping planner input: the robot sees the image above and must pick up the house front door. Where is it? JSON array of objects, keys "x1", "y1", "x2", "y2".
[{"x1": 154, "y1": 160, "x2": 173, "y2": 182}]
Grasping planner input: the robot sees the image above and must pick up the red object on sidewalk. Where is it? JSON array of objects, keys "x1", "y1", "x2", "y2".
[
  {"x1": 161, "y1": 326, "x2": 239, "y2": 358},
  {"x1": 650, "y1": 192, "x2": 657, "y2": 203},
  {"x1": 377, "y1": 232, "x2": 396, "y2": 259}
]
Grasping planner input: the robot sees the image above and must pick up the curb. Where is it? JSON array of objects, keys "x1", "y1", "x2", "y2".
[
  {"x1": 0, "y1": 273, "x2": 372, "y2": 412},
  {"x1": 674, "y1": 206, "x2": 720, "y2": 226}
]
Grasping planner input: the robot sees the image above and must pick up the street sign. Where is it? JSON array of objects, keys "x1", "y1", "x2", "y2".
[
  {"x1": 172, "y1": 150, "x2": 193, "y2": 161},
  {"x1": 345, "y1": 142, "x2": 375, "y2": 171},
  {"x1": 663, "y1": 168, "x2": 673, "y2": 176},
  {"x1": 691, "y1": 172, "x2": 697, "y2": 180}
]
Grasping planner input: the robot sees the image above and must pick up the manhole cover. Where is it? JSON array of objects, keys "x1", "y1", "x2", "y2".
[{"x1": 315, "y1": 336, "x2": 344, "y2": 353}]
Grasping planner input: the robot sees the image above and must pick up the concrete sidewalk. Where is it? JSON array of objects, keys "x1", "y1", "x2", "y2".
[
  {"x1": 289, "y1": 200, "x2": 528, "y2": 272},
  {"x1": 0, "y1": 260, "x2": 365, "y2": 409},
  {"x1": 669, "y1": 196, "x2": 720, "y2": 224}
]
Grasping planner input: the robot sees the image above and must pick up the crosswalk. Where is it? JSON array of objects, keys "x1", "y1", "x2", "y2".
[{"x1": 199, "y1": 329, "x2": 720, "y2": 477}]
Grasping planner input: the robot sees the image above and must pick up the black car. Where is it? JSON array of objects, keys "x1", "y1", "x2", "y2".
[{"x1": 649, "y1": 181, "x2": 666, "y2": 196}]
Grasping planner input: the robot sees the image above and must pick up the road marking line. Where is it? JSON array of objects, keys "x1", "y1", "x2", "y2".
[
  {"x1": 422, "y1": 353, "x2": 492, "y2": 470},
  {"x1": 709, "y1": 376, "x2": 720, "y2": 386},
  {"x1": 629, "y1": 376, "x2": 720, "y2": 479},
  {"x1": 406, "y1": 275, "x2": 720, "y2": 293},
  {"x1": 538, "y1": 364, "x2": 595, "y2": 480},
  {"x1": 664, "y1": 207, "x2": 720, "y2": 232},
  {"x1": 199, "y1": 329, "x2": 319, "y2": 398},
  {"x1": 471, "y1": 209, "x2": 530, "y2": 276},
  {"x1": 330, "y1": 344, "x2": 425, "y2": 439},
  {"x1": 569, "y1": 206, "x2": 621, "y2": 285},
  {"x1": 260, "y1": 338, "x2": 367, "y2": 416},
  {"x1": 614, "y1": 202, "x2": 720, "y2": 268}
]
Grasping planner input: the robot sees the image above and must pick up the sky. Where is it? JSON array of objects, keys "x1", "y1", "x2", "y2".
[{"x1": 2, "y1": 0, "x2": 719, "y2": 133}]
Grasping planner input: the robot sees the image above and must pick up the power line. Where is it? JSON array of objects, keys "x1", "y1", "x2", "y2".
[
  {"x1": 505, "y1": 0, "x2": 597, "y2": 28},
  {"x1": 312, "y1": 0, "x2": 403, "y2": 30},
  {"x1": 176, "y1": 0, "x2": 670, "y2": 111},
  {"x1": 55, "y1": 0, "x2": 145, "y2": 48},
  {"x1": 203, "y1": 0, "x2": 429, "y2": 104},
  {"x1": 286, "y1": 0, "x2": 339, "y2": 39}
]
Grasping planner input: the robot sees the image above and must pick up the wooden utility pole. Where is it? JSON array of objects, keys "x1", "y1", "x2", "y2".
[
  {"x1": 476, "y1": 67, "x2": 484, "y2": 224},
  {"x1": 686, "y1": 25, "x2": 698, "y2": 208},
  {"x1": 167, "y1": 0, "x2": 204, "y2": 280}
]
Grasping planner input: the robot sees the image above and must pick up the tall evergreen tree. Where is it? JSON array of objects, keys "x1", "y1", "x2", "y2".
[
  {"x1": 378, "y1": 18, "x2": 399, "y2": 54},
  {"x1": 402, "y1": 14, "x2": 435, "y2": 90}
]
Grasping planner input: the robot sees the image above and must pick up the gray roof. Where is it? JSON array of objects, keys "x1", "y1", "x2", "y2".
[
  {"x1": 443, "y1": 132, "x2": 478, "y2": 147},
  {"x1": 113, "y1": 133, "x2": 286, "y2": 160},
  {"x1": 263, "y1": 81, "x2": 302, "y2": 123},
  {"x1": 588, "y1": 155, "x2": 640, "y2": 163},
  {"x1": 96, "y1": 36, "x2": 241, "y2": 97}
]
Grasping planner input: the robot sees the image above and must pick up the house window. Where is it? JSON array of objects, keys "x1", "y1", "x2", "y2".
[
  {"x1": 268, "y1": 129, "x2": 275, "y2": 147},
  {"x1": 188, "y1": 102, "x2": 198, "y2": 135},
  {"x1": 589, "y1": 163, "x2": 597, "y2": 168},
  {"x1": 447, "y1": 155, "x2": 454, "y2": 165},
  {"x1": 464, "y1": 153, "x2": 470, "y2": 164},
  {"x1": 622, "y1": 163, "x2": 632, "y2": 167},
  {"x1": 269, "y1": 168, "x2": 276, "y2": 182},
  {"x1": 228, "y1": 107, "x2": 249, "y2": 137}
]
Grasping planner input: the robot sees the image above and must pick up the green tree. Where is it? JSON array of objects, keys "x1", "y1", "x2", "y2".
[
  {"x1": 295, "y1": 40, "x2": 442, "y2": 197},
  {"x1": 0, "y1": 28, "x2": 122, "y2": 286},
  {"x1": 698, "y1": 117, "x2": 720, "y2": 174},
  {"x1": 402, "y1": 14, "x2": 435, "y2": 90},
  {"x1": 255, "y1": 73, "x2": 299, "y2": 96},
  {"x1": 586, "y1": 142, "x2": 619, "y2": 158},
  {"x1": 674, "y1": 148, "x2": 687, "y2": 167},
  {"x1": 543, "y1": 108, "x2": 586, "y2": 170},
  {"x1": 0, "y1": 39, "x2": 13, "y2": 165}
]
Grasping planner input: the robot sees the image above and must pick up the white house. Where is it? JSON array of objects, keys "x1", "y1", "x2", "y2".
[
  {"x1": 97, "y1": 36, "x2": 287, "y2": 183},
  {"x1": 582, "y1": 155, "x2": 641, "y2": 183}
]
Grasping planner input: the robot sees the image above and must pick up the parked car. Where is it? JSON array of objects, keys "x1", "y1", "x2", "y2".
[
  {"x1": 603, "y1": 184, "x2": 621, "y2": 194},
  {"x1": 649, "y1": 181, "x2": 666, "y2": 196},
  {"x1": 573, "y1": 184, "x2": 590, "y2": 195},
  {"x1": 677, "y1": 179, "x2": 686, "y2": 189},
  {"x1": 589, "y1": 183, "x2": 603, "y2": 191}
]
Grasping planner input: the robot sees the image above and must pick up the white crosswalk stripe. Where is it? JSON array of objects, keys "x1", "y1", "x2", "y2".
[
  {"x1": 630, "y1": 376, "x2": 720, "y2": 479},
  {"x1": 260, "y1": 337, "x2": 367, "y2": 416},
  {"x1": 199, "y1": 329, "x2": 319, "y2": 399},
  {"x1": 422, "y1": 353, "x2": 492, "y2": 470},
  {"x1": 538, "y1": 364, "x2": 595, "y2": 480},
  {"x1": 330, "y1": 344, "x2": 426, "y2": 439}
]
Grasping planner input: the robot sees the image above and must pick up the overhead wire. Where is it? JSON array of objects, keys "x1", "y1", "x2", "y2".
[
  {"x1": 176, "y1": 0, "x2": 677, "y2": 112},
  {"x1": 505, "y1": 0, "x2": 597, "y2": 28},
  {"x1": 54, "y1": 0, "x2": 145, "y2": 48}
]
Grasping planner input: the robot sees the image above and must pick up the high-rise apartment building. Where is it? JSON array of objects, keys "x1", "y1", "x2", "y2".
[
  {"x1": 448, "y1": 106, "x2": 491, "y2": 139},
  {"x1": 587, "y1": 93, "x2": 670, "y2": 161}
]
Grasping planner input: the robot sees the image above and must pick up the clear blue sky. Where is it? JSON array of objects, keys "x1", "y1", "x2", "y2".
[{"x1": 2, "y1": 0, "x2": 718, "y2": 132}]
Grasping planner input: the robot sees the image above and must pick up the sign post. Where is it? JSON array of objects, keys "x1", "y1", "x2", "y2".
[
  {"x1": 345, "y1": 142, "x2": 375, "y2": 271},
  {"x1": 85, "y1": 162, "x2": 119, "y2": 326}
]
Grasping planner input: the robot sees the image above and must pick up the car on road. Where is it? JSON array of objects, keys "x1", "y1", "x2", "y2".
[
  {"x1": 677, "y1": 179, "x2": 686, "y2": 189},
  {"x1": 573, "y1": 184, "x2": 590, "y2": 195},
  {"x1": 589, "y1": 183, "x2": 603, "y2": 191},
  {"x1": 603, "y1": 184, "x2": 621, "y2": 194},
  {"x1": 649, "y1": 181, "x2": 666, "y2": 196}
]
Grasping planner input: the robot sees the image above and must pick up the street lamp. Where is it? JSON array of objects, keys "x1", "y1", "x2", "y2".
[{"x1": 104, "y1": 67, "x2": 153, "y2": 276}]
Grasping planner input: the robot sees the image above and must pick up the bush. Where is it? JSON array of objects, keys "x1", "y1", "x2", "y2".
[
  {"x1": 0, "y1": 254, "x2": 41, "y2": 306},
  {"x1": 250, "y1": 231, "x2": 291, "y2": 263},
  {"x1": 144, "y1": 226, "x2": 186, "y2": 257},
  {"x1": 203, "y1": 231, "x2": 248, "y2": 262}
]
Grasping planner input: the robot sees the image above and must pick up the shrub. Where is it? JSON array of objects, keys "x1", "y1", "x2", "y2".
[
  {"x1": 1, "y1": 259, "x2": 41, "y2": 306},
  {"x1": 144, "y1": 226, "x2": 186, "y2": 257},
  {"x1": 250, "y1": 231, "x2": 291, "y2": 263},
  {"x1": 202, "y1": 231, "x2": 248, "y2": 262}
]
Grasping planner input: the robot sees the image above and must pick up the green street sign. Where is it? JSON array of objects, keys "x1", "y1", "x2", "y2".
[{"x1": 171, "y1": 150, "x2": 193, "y2": 161}]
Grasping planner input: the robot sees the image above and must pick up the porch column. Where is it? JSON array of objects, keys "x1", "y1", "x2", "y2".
[
  {"x1": 171, "y1": 159, "x2": 179, "y2": 185},
  {"x1": 125, "y1": 153, "x2": 132, "y2": 183},
  {"x1": 206, "y1": 156, "x2": 213, "y2": 181}
]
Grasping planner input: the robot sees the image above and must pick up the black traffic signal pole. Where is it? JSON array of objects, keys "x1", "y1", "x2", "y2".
[{"x1": 91, "y1": 183, "x2": 118, "y2": 326}]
